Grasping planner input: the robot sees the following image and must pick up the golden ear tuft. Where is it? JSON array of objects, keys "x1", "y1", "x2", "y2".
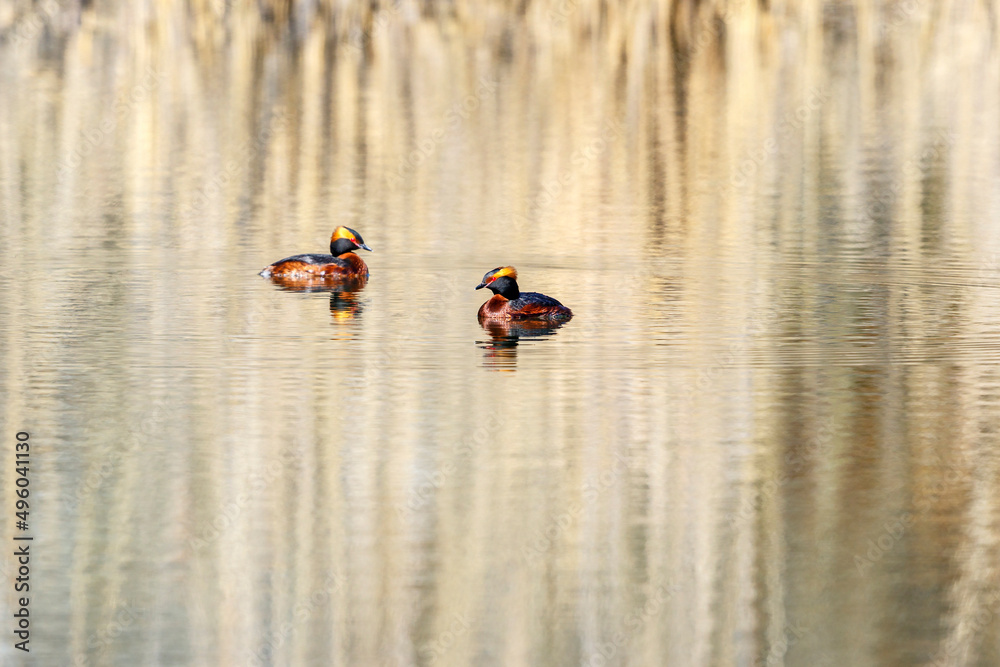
[
  {"x1": 332, "y1": 226, "x2": 356, "y2": 242},
  {"x1": 494, "y1": 266, "x2": 518, "y2": 280}
]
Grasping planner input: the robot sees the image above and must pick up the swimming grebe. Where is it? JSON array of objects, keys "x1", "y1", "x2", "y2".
[
  {"x1": 260, "y1": 226, "x2": 372, "y2": 278},
  {"x1": 475, "y1": 266, "x2": 572, "y2": 321}
]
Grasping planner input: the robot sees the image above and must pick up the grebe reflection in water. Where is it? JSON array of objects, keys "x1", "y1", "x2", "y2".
[
  {"x1": 262, "y1": 274, "x2": 367, "y2": 322},
  {"x1": 477, "y1": 318, "x2": 568, "y2": 368}
]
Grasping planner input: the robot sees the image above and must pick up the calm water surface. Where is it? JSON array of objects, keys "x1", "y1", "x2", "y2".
[{"x1": 1, "y1": 3, "x2": 1000, "y2": 666}]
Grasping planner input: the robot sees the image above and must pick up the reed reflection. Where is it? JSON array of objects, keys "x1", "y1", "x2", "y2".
[
  {"x1": 477, "y1": 319, "x2": 568, "y2": 369},
  {"x1": 4, "y1": 1, "x2": 999, "y2": 665},
  {"x1": 263, "y1": 274, "x2": 367, "y2": 324}
]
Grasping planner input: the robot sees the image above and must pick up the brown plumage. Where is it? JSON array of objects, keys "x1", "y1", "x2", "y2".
[
  {"x1": 260, "y1": 226, "x2": 372, "y2": 278},
  {"x1": 475, "y1": 266, "x2": 572, "y2": 321}
]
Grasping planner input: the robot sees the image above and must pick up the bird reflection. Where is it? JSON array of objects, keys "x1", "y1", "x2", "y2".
[
  {"x1": 263, "y1": 274, "x2": 367, "y2": 324},
  {"x1": 477, "y1": 319, "x2": 568, "y2": 369}
]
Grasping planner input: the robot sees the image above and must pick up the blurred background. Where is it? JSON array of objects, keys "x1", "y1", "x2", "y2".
[{"x1": 1, "y1": 0, "x2": 999, "y2": 665}]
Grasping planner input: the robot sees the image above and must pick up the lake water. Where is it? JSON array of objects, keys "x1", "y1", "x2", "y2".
[{"x1": 1, "y1": 2, "x2": 1000, "y2": 666}]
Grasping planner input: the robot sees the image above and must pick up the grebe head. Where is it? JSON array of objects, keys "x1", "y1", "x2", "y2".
[
  {"x1": 475, "y1": 266, "x2": 520, "y2": 300},
  {"x1": 330, "y1": 226, "x2": 373, "y2": 256}
]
